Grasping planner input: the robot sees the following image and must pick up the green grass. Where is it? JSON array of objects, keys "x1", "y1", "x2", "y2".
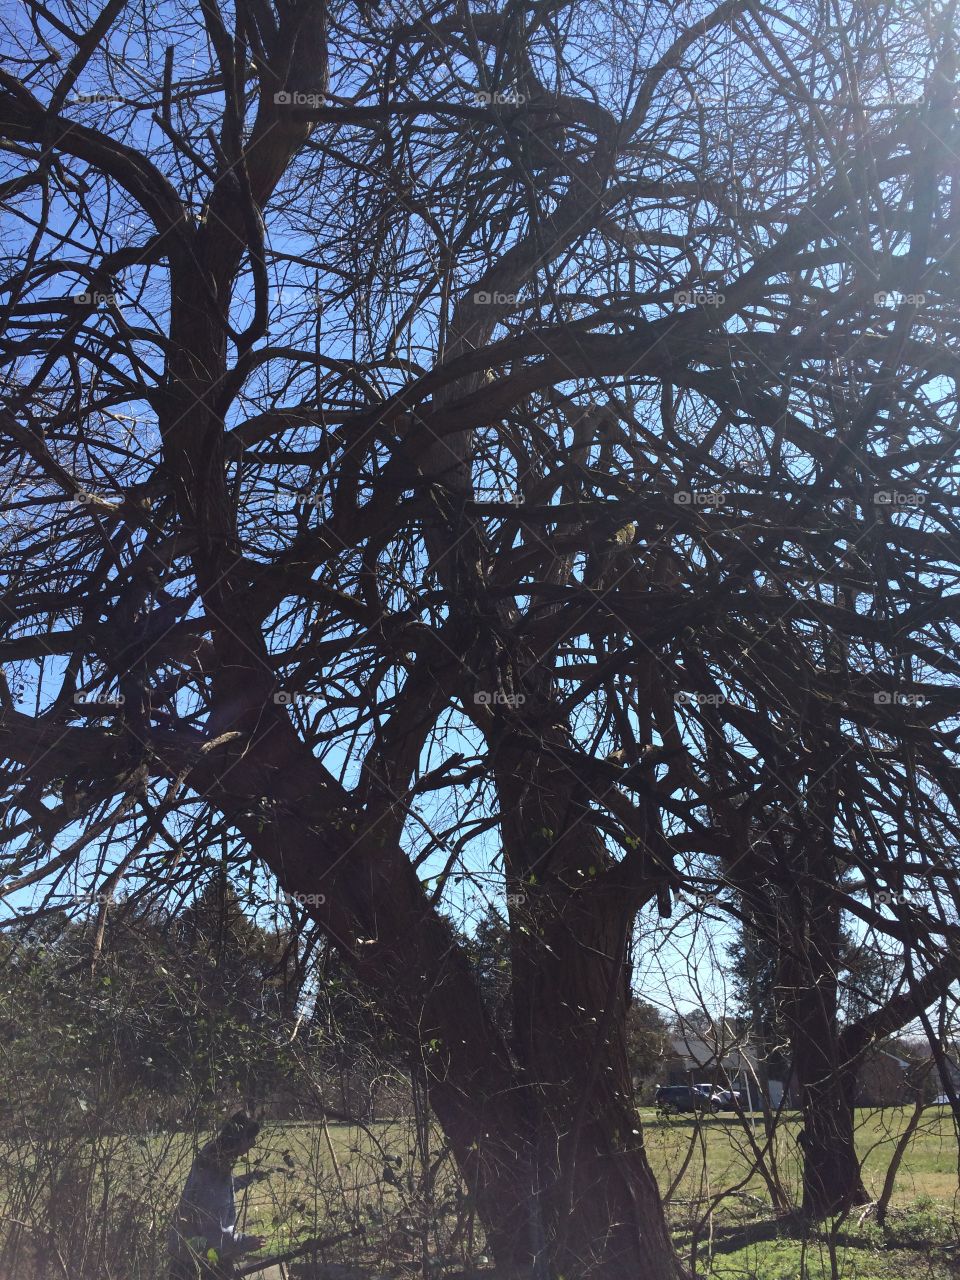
[
  {"x1": 639, "y1": 1107, "x2": 960, "y2": 1278},
  {"x1": 125, "y1": 1109, "x2": 960, "y2": 1277},
  {"x1": 681, "y1": 1210, "x2": 960, "y2": 1280},
  {"x1": 637, "y1": 1106, "x2": 960, "y2": 1209}
]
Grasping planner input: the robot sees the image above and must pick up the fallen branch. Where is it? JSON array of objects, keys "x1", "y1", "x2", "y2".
[{"x1": 236, "y1": 1224, "x2": 366, "y2": 1275}]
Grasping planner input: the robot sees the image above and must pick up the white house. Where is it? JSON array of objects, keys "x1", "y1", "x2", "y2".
[{"x1": 664, "y1": 1017, "x2": 785, "y2": 1108}]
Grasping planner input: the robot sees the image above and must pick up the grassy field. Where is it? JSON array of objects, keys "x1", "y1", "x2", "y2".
[
  {"x1": 640, "y1": 1105, "x2": 960, "y2": 1207},
  {"x1": 130, "y1": 1108, "x2": 960, "y2": 1278},
  {"x1": 639, "y1": 1107, "x2": 960, "y2": 1278}
]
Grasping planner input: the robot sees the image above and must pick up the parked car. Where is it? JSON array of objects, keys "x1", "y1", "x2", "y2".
[
  {"x1": 655, "y1": 1084, "x2": 721, "y2": 1114},
  {"x1": 714, "y1": 1088, "x2": 747, "y2": 1110}
]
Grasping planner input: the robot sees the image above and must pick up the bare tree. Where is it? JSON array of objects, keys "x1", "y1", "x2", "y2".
[{"x1": 3, "y1": 0, "x2": 960, "y2": 1273}]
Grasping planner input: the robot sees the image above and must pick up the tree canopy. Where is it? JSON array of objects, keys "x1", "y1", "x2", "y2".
[{"x1": 3, "y1": 0, "x2": 960, "y2": 1271}]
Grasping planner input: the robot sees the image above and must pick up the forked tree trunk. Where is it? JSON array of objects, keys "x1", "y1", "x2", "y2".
[
  {"x1": 212, "y1": 728, "x2": 683, "y2": 1278},
  {"x1": 162, "y1": 163, "x2": 684, "y2": 1272},
  {"x1": 221, "y1": 774, "x2": 535, "y2": 1267},
  {"x1": 406, "y1": 452, "x2": 683, "y2": 1268}
]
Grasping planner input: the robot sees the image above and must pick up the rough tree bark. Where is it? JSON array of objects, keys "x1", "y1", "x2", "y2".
[
  {"x1": 7, "y1": 0, "x2": 960, "y2": 1273},
  {"x1": 782, "y1": 939, "x2": 869, "y2": 1218},
  {"x1": 494, "y1": 733, "x2": 681, "y2": 1279}
]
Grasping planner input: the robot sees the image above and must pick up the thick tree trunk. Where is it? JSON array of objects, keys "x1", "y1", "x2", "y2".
[
  {"x1": 200, "y1": 724, "x2": 683, "y2": 1278},
  {"x1": 217, "y1": 762, "x2": 537, "y2": 1268},
  {"x1": 793, "y1": 1026, "x2": 867, "y2": 1218},
  {"x1": 495, "y1": 740, "x2": 683, "y2": 1279},
  {"x1": 161, "y1": 282, "x2": 545, "y2": 1267},
  {"x1": 779, "y1": 877, "x2": 868, "y2": 1218},
  {"x1": 400, "y1": 473, "x2": 683, "y2": 1269},
  {"x1": 162, "y1": 195, "x2": 683, "y2": 1272}
]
